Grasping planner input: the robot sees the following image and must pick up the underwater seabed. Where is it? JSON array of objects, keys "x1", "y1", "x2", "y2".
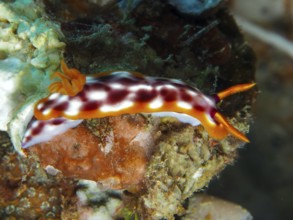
[{"x1": 0, "y1": 0, "x2": 263, "y2": 219}]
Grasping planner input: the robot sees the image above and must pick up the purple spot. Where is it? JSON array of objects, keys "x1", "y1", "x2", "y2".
[
  {"x1": 50, "y1": 118, "x2": 66, "y2": 125},
  {"x1": 78, "y1": 90, "x2": 89, "y2": 102},
  {"x1": 31, "y1": 122, "x2": 45, "y2": 136},
  {"x1": 135, "y1": 89, "x2": 157, "y2": 102},
  {"x1": 107, "y1": 89, "x2": 129, "y2": 104},
  {"x1": 180, "y1": 90, "x2": 193, "y2": 102},
  {"x1": 210, "y1": 108, "x2": 217, "y2": 118},
  {"x1": 213, "y1": 95, "x2": 220, "y2": 103},
  {"x1": 53, "y1": 102, "x2": 69, "y2": 111},
  {"x1": 160, "y1": 88, "x2": 177, "y2": 102},
  {"x1": 193, "y1": 103, "x2": 205, "y2": 111},
  {"x1": 81, "y1": 101, "x2": 101, "y2": 111},
  {"x1": 40, "y1": 100, "x2": 55, "y2": 111},
  {"x1": 24, "y1": 136, "x2": 32, "y2": 142}
]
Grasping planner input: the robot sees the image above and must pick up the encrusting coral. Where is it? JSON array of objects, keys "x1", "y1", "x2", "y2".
[{"x1": 0, "y1": 0, "x2": 65, "y2": 155}]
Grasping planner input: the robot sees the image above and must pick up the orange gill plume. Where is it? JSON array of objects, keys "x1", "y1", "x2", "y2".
[{"x1": 48, "y1": 60, "x2": 86, "y2": 96}]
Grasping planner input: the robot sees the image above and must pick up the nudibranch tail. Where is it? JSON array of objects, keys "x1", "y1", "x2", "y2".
[
  {"x1": 215, "y1": 83, "x2": 256, "y2": 101},
  {"x1": 48, "y1": 60, "x2": 86, "y2": 96},
  {"x1": 214, "y1": 112, "x2": 249, "y2": 143},
  {"x1": 212, "y1": 82, "x2": 256, "y2": 142}
]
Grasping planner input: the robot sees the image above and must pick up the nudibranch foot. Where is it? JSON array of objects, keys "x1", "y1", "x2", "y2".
[
  {"x1": 48, "y1": 60, "x2": 86, "y2": 96},
  {"x1": 22, "y1": 117, "x2": 83, "y2": 149}
]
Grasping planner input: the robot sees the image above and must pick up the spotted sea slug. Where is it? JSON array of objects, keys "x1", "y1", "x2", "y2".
[{"x1": 22, "y1": 61, "x2": 255, "y2": 148}]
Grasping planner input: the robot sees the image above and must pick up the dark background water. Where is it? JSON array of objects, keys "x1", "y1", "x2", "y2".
[{"x1": 209, "y1": 2, "x2": 293, "y2": 218}]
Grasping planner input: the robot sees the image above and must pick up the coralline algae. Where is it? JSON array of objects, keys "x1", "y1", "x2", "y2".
[
  {"x1": 26, "y1": 115, "x2": 157, "y2": 190},
  {"x1": 0, "y1": 0, "x2": 65, "y2": 154}
]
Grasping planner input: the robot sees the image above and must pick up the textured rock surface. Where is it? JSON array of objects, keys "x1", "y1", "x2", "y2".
[
  {"x1": 26, "y1": 115, "x2": 157, "y2": 190},
  {"x1": 185, "y1": 194, "x2": 252, "y2": 220},
  {"x1": 0, "y1": 0, "x2": 65, "y2": 153},
  {"x1": 0, "y1": 0, "x2": 256, "y2": 219},
  {"x1": 208, "y1": 1, "x2": 293, "y2": 220},
  {"x1": 0, "y1": 131, "x2": 78, "y2": 219}
]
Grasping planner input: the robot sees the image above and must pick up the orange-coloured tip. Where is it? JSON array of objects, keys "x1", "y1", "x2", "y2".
[
  {"x1": 214, "y1": 112, "x2": 250, "y2": 143},
  {"x1": 48, "y1": 60, "x2": 86, "y2": 96},
  {"x1": 217, "y1": 82, "x2": 256, "y2": 100}
]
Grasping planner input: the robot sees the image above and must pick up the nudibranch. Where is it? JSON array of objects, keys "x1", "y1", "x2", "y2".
[{"x1": 22, "y1": 61, "x2": 255, "y2": 148}]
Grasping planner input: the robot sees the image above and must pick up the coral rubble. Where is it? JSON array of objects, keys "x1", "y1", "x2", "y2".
[{"x1": 185, "y1": 194, "x2": 252, "y2": 220}]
